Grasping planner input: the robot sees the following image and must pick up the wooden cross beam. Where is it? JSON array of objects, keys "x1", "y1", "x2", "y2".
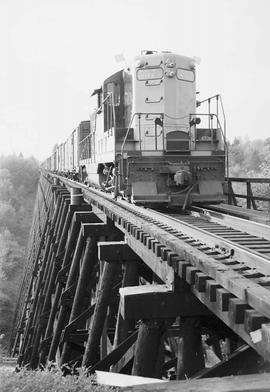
[
  {"x1": 73, "y1": 210, "x2": 102, "y2": 224},
  {"x1": 88, "y1": 330, "x2": 138, "y2": 373},
  {"x1": 193, "y1": 344, "x2": 262, "y2": 379},
  {"x1": 98, "y1": 241, "x2": 141, "y2": 262},
  {"x1": 81, "y1": 222, "x2": 121, "y2": 238},
  {"x1": 120, "y1": 285, "x2": 210, "y2": 320},
  {"x1": 122, "y1": 373, "x2": 270, "y2": 392}
]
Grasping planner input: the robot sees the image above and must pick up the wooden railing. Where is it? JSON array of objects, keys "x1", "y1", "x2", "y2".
[{"x1": 226, "y1": 177, "x2": 270, "y2": 210}]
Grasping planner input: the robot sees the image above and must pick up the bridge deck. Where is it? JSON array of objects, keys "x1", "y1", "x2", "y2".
[{"x1": 10, "y1": 172, "x2": 270, "y2": 384}]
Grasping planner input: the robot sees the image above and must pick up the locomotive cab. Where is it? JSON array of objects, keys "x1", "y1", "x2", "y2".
[{"x1": 83, "y1": 69, "x2": 134, "y2": 190}]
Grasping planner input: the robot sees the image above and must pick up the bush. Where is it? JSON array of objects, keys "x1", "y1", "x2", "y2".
[{"x1": 0, "y1": 367, "x2": 116, "y2": 392}]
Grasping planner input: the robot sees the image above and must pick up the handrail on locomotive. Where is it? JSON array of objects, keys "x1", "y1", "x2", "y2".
[{"x1": 121, "y1": 94, "x2": 227, "y2": 154}]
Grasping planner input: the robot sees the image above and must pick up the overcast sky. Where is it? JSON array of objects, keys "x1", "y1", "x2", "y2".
[{"x1": 0, "y1": 0, "x2": 269, "y2": 160}]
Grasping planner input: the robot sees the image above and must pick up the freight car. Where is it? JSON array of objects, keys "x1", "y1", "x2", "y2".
[{"x1": 44, "y1": 50, "x2": 227, "y2": 208}]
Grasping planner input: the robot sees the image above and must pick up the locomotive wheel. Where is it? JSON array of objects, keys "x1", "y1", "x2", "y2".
[{"x1": 98, "y1": 172, "x2": 115, "y2": 193}]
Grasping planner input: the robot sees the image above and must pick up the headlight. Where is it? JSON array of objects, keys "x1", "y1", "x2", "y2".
[
  {"x1": 165, "y1": 69, "x2": 176, "y2": 78},
  {"x1": 136, "y1": 59, "x2": 146, "y2": 68},
  {"x1": 165, "y1": 58, "x2": 176, "y2": 68}
]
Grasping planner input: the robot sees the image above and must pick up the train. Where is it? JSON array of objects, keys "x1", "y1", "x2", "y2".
[{"x1": 44, "y1": 50, "x2": 227, "y2": 208}]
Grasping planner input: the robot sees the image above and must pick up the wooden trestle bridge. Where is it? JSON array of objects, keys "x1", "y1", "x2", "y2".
[{"x1": 9, "y1": 172, "x2": 270, "y2": 390}]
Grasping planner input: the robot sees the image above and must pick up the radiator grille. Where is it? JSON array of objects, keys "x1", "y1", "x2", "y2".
[{"x1": 166, "y1": 130, "x2": 190, "y2": 151}]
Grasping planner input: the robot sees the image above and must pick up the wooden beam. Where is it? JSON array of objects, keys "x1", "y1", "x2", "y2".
[
  {"x1": 82, "y1": 260, "x2": 120, "y2": 368},
  {"x1": 139, "y1": 220, "x2": 270, "y2": 320},
  {"x1": 60, "y1": 234, "x2": 98, "y2": 365},
  {"x1": 132, "y1": 319, "x2": 167, "y2": 378},
  {"x1": 87, "y1": 330, "x2": 138, "y2": 373},
  {"x1": 192, "y1": 285, "x2": 270, "y2": 361},
  {"x1": 81, "y1": 222, "x2": 115, "y2": 238},
  {"x1": 96, "y1": 370, "x2": 166, "y2": 387},
  {"x1": 65, "y1": 331, "x2": 88, "y2": 344},
  {"x1": 73, "y1": 211, "x2": 102, "y2": 224},
  {"x1": 61, "y1": 281, "x2": 121, "y2": 343},
  {"x1": 112, "y1": 259, "x2": 139, "y2": 353},
  {"x1": 121, "y1": 373, "x2": 270, "y2": 391},
  {"x1": 177, "y1": 317, "x2": 205, "y2": 379},
  {"x1": 120, "y1": 285, "x2": 210, "y2": 320},
  {"x1": 125, "y1": 233, "x2": 174, "y2": 288},
  {"x1": 194, "y1": 345, "x2": 262, "y2": 379},
  {"x1": 113, "y1": 341, "x2": 136, "y2": 373},
  {"x1": 98, "y1": 241, "x2": 141, "y2": 262}
]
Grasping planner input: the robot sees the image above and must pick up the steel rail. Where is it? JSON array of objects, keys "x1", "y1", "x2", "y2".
[
  {"x1": 190, "y1": 206, "x2": 270, "y2": 238},
  {"x1": 143, "y1": 210, "x2": 270, "y2": 271},
  {"x1": 201, "y1": 203, "x2": 270, "y2": 225}
]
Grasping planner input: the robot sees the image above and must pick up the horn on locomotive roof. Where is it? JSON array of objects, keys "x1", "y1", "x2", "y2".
[{"x1": 141, "y1": 50, "x2": 158, "y2": 55}]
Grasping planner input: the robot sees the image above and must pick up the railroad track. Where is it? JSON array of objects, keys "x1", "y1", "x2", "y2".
[
  {"x1": 202, "y1": 203, "x2": 270, "y2": 225},
  {"x1": 191, "y1": 205, "x2": 270, "y2": 239},
  {"x1": 146, "y1": 207, "x2": 270, "y2": 265}
]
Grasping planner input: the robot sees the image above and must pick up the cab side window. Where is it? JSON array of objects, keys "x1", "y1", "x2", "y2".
[{"x1": 104, "y1": 82, "x2": 121, "y2": 131}]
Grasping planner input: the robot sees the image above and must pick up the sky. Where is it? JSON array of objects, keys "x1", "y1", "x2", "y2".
[{"x1": 0, "y1": 0, "x2": 269, "y2": 160}]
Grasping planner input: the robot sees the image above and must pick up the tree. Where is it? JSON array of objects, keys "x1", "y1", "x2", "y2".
[
  {"x1": 0, "y1": 203, "x2": 16, "y2": 232},
  {"x1": 0, "y1": 155, "x2": 39, "y2": 350},
  {"x1": 228, "y1": 137, "x2": 270, "y2": 210},
  {"x1": 0, "y1": 169, "x2": 15, "y2": 203},
  {"x1": 0, "y1": 230, "x2": 24, "y2": 280}
]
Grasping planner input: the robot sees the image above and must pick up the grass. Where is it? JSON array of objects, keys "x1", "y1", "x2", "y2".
[{"x1": 0, "y1": 366, "x2": 117, "y2": 392}]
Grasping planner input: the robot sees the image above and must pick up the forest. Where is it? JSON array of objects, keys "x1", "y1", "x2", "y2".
[
  {"x1": 0, "y1": 155, "x2": 39, "y2": 355},
  {"x1": 228, "y1": 137, "x2": 270, "y2": 177},
  {"x1": 228, "y1": 137, "x2": 270, "y2": 210},
  {"x1": 0, "y1": 137, "x2": 270, "y2": 356}
]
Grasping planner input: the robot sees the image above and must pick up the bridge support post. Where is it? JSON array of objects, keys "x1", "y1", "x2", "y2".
[
  {"x1": 46, "y1": 211, "x2": 103, "y2": 363},
  {"x1": 52, "y1": 221, "x2": 120, "y2": 366},
  {"x1": 15, "y1": 177, "x2": 53, "y2": 364},
  {"x1": 132, "y1": 319, "x2": 166, "y2": 378},
  {"x1": 176, "y1": 317, "x2": 205, "y2": 379},
  {"x1": 112, "y1": 260, "x2": 138, "y2": 351},
  {"x1": 19, "y1": 185, "x2": 66, "y2": 366},
  {"x1": 29, "y1": 189, "x2": 70, "y2": 368},
  {"x1": 47, "y1": 227, "x2": 85, "y2": 362},
  {"x1": 39, "y1": 189, "x2": 89, "y2": 365},
  {"x1": 82, "y1": 259, "x2": 120, "y2": 368},
  {"x1": 60, "y1": 234, "x2": 98, "y2": 365}
]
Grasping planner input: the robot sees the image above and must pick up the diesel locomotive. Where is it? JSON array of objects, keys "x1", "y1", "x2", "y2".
[{"x1": 44, "y1": 50, "x2": 227, "y2": 208}]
